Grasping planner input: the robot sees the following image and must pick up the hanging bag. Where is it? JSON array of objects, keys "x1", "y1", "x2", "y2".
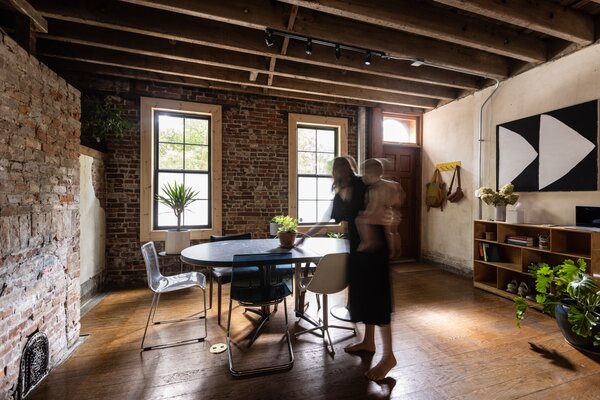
[
  {"x1": 447, "y1": 166, "x2": 464, "y2": 203},
  {"x1": 425, "y1": 168, "x2": 446, "y2": 211}
]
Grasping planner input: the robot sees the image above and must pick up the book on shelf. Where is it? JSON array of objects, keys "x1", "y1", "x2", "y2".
[
  {"x1": 479, "y1": 243, "x2": 500, "y2": 262},
  {"x1": 506, "y1": 235, "x2": 535, "y2": 247}
]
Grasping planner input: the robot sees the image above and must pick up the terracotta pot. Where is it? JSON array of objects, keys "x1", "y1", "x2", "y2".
[{"x1": 278, "y1": 231, "x2": 297, "y2": 248}]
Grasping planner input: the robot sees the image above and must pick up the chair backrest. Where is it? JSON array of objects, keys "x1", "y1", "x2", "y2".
[
  {"x1": 307, "y1": 253, "x2": 349, "y2": 295},
  {"x1": 210, "y1": 233, "x2": 252, "y2": 242},
  {"x1": 231, "y1": 253, "x2": 293, "y2": 304},
  {"x1": 141, "y1": 242, "x2": 163, "y2": 291}
]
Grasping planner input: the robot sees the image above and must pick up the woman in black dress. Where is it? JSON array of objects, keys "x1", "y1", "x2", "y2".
[{"x1": 298, "y1": 155, "x2": 396, "y2": 381}]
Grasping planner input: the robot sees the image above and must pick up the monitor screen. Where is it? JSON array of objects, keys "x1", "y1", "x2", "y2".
[{"x1": 576, "y1": 206, "x2": 600, "y2": 228}]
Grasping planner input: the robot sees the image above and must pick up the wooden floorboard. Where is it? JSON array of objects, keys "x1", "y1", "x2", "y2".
[{"x1": 30, "y1": 263, "x2": 599, "y2": 400}]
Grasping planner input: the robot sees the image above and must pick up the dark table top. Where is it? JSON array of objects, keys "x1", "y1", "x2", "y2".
[{"x1": 180, "y1": 237, "x2": 349, "y2": 267}]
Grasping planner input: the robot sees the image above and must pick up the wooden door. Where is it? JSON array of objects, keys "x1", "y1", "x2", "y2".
[{"x1": 381, "y1": 145, "x2": 420, "y2": 260}]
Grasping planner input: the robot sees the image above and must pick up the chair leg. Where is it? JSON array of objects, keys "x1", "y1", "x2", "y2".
[
  {"x1": 217, "y1": 277, "x2": 222, "y2": 326},
  {"x1": 141, "y1": 292, "x2": 159, "y2": 350},
  {"x1": 209, "y1": 273, "x2": 213, "y2": 309}
]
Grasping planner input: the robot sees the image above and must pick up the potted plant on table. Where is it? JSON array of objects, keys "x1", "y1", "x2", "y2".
[
  {"x1": 155, "y1": 182, "x2": 200, "y2": 254},
  {"x1": 514, "y1": 258, "x2": 600, "y2": 354},
  {"x1": 477, "y1": 183, "x2": 519, "y2": 222},
  {"x1": 272, "y1": 215, "x2": 298, "y2": 248}
]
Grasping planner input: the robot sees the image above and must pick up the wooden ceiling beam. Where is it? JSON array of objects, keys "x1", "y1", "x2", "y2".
[
  {"x1": 38, "y1": 41, "x2": 438, "y2": 109},
  {"x1": 39, "y1": 22, "x2": 458, "y2": 100},
  {"x1": 277, "y1": 0, "x2": 547, "y2": 63},
  {"x1": 105, "y1": 0, "x2": 509, "y2": 78},
  {"x1": 40, "y1": 18, "x2": 482, "y2": 91},
  {"x1": 433, "y1": 0, "x2": 594, "y2": 45},
  {"x1": 4, "y1": 0, "x2": 47, "y2": 32}
]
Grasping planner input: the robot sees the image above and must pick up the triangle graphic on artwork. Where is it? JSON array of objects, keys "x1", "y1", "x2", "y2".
[
  {"x1": 498, "y1": 126, "x2": 538, "y2": 187},
  {"x1": 538, "y1": 114, "x2": 596, "y2": 190}
]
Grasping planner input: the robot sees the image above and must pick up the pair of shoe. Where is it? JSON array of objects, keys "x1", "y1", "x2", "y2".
[{"x1": 506, "y1": 280, "x2": 529, "y2": 297}]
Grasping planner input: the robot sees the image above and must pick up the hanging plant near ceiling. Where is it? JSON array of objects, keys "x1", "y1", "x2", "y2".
[{"x1": 81, "y1": 95, "x2": 133, "y2": 144}]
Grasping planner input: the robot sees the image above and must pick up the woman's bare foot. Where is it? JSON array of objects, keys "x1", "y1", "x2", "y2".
[
  {"x1": 344, "y1": 341, "x2": 376, "y2": 354},
  {"x1": 365, "y1": 354, "x2": 397, "y2": 382}
]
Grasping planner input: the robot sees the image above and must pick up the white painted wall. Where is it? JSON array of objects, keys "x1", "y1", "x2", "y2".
[
  {"x1": 422, "y1": 43, "x2": 600, "y2": 274},
  {"x1": 79, "y1": 154, "x2": 106, "y2": 285}
]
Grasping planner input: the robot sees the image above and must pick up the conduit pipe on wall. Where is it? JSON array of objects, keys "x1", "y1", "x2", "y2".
[{"x1": 477, "y1": 79, "x2": 500, "y2": 219}]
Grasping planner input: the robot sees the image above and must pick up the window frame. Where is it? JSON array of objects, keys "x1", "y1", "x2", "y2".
[
  {"x1": 140, "y1": 97, "x2": 222, "y2": 241},
  {"x1": 382, "y1": 112, "x2": 420, "y2": 147},
  {"x1": 288, "y1": 114, "x2": 348, "y2": 234}
]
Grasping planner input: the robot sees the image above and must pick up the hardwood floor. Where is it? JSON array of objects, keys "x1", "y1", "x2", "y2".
[{"x1": 30, "y1": 263, "x2": 600, "y2": 400}]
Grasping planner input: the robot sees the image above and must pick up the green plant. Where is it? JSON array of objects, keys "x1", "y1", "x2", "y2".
[
  {"x1": 327, "y1": 232, "x2": 345, "y2": 239},
  {"x1": 514, "y1": 259, "x2": 600, "y2": 346},
  {"x1": 155, "y1": 182, "x2": 200, "y2": 231},
  {"x1": 81, "y1": 95, "x2": 132, "y2": 143},
  {"x1": 478, "y1": 183, "x2": 519, "y2": 206},
  {"x1": 271, "y1": 215, "x2": 298, "y2": 233}
]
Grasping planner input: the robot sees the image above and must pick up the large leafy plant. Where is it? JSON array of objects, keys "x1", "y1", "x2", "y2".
[
  {"x1": 155, "y1": 182, "x2": 200, "y2": 231},
  {"x1": 478, "y1": 183, "x2": 519, "y2": 206},
  {"x1": 271, "y1": 215, "x2": 298, "y2": 233},
  {"x1": 81, "y1": 95, "x2": 132, "y2": 143},
  {"x1": 515, "y1": 259, "x2": 600, "y2": 346}
]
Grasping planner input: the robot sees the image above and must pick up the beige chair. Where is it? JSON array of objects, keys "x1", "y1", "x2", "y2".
[{"x1": 294, "y1": 252, "x2": 355, "y2": 354}]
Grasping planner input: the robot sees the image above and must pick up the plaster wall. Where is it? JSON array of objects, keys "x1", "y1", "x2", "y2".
[{"x1": 422, "y1": 42, "x2": 600, "y2": 274}]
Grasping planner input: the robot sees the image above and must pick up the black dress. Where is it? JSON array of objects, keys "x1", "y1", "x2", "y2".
[{"x1": 331, "y1": 176, "x2": 392, "y2": 326}]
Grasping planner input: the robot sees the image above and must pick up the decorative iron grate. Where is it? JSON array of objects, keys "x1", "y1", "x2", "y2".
[{"x1": 18, "y1": 331, "x2": 49, "y2": 399}]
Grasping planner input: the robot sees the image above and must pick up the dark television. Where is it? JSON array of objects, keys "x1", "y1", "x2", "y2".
[{"x1": 576, "y1": 206, "x2": 600, "y2": 228}]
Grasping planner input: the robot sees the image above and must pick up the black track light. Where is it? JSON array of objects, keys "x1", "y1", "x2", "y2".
[
  {"x1": 265, "y1": 29, "x2": 274, "y2": 47},
  {"x1": 364, "y1": 51, "x2": 372, "y2": 66},
  {"x1": 335, "y1": 44, "x2": 341, "y2": 60},
  {"x1": 305, "y1": 38, "x2": 312, "y2": 55}
]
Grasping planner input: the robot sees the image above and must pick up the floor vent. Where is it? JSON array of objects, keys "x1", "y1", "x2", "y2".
[{"x1": 18, "y1": 331, "x2": 49, "y2": 399}]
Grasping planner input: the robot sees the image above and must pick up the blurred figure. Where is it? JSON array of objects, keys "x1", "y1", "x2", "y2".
[{"x1": 356, "y1": 158, "x2": 405, "y2": 259}]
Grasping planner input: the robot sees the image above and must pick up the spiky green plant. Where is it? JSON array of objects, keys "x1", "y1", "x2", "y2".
[
  {"x1": 514, "y1": 259, "x2": 600, "y2": 346},
  {"x1": 155, "y1": 182, "x2": 200, "y2": 231}
]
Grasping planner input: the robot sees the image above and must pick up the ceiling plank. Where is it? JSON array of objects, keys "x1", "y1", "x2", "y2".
[
  {"x1": 433, "y1": 0, "x2": 594, "y2": 45},
  {"x1": 39, "y1": 22, "x2": 457, "y2": 100},
  {"x1": 4, "y1": 0, "x2": 47, "y2": 32},
  {"x1": 39, "y1": 17, "x2": 483, "y2": 91},
  {"x1": 38, "y1": 41, "x2": 438, "y2": 109},
  {"x1": 108, "y1": 0, "x2": 509, "y2": 78},
  {"x1": 277, "y1": 0, "x2": 547, "y2": 63},
  {"x1": 267, "y1": 5, "x2": 298, "y2": 86}
]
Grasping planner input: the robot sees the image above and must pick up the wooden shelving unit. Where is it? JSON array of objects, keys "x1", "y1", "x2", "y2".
[{"x1": 473, "y1": 220, "x2": 600, "y2": 305}]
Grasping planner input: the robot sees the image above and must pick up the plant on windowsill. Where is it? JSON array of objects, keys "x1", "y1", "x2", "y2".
[
  {"x1": 155, "y1": 182, "x2": 200, "y2": 254},
  {"x1": 272, "y1": 215, "x2": 298, "y2": 248},
  {"x1": 327, "y1": 232, "x2": 345, "y2": 239},
  {"x1": 514, "y1": 258, "x2": 600, "y2": 354}
]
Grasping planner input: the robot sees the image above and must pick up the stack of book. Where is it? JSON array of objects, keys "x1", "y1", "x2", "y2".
[
  {"x1": 478, "y1": 242, "x2": 500, "y2": 262},
  {"x1": 506, "y1": 235, "x2": 535, "y2": 247}
]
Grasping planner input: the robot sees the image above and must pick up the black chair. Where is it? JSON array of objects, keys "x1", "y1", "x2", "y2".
[
  {"x1": 227, "y1": 253, "x2": 294, "y2": 376},
  {"x1": 209, "y1": 233, "x2": 252, "y2": 325}
]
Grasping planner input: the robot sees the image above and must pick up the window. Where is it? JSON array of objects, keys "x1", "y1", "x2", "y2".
[
  {"x1": 140, "y1": 97, "x2": 222, "y2": 241},
  {"x1": 288, "y1": 114, "x2": 348, "y2": 229},
  {"x1": 383, "y1": 114, "x2": 417, "y2": 144}
]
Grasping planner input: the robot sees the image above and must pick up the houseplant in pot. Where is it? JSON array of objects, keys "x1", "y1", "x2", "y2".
[
  {"x1": 272, "y1": 215, "x2": 298, "y2": 248},
  {"x1": 514, "y1": 258, "x2": 600, "y2": 353},
  {"x1": 478, "y1": 183, "x2": 519, "y2": 221},
  {"x1": 155, "y1": 182, "x2": 200, "y2": 254}
]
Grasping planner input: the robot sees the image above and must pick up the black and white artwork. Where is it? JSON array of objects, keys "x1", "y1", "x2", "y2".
[{"x1": 496, "y1": 100, "x2": 598, "y2": 192}]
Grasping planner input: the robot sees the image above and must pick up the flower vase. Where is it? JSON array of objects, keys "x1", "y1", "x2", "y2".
[{"x1": 494, "y1": 205, "x2": 506, "y2": 222}]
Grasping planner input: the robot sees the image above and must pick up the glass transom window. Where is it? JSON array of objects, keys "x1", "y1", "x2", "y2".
[
  {"x1": 153, "y1": 111, "x2": 211, "y2": 229},
  {"x1": 383, "y1": 115, "x2": 417, "y2": 144},
  {"x1": 297, "y1": 125, "x2": 337, "y2": 224}
]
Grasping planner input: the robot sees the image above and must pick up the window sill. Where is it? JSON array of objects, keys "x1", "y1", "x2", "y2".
[{"x1": 141, "y1": 228, "x2": 221, "y2": 242}]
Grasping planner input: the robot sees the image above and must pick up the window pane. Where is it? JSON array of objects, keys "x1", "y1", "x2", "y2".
[
  {"x1": 298, "y1": 177, "x2": 317, "y2": 200},
  {"x1": 298, "y1": 128, "x2": 316, "y2": 151},
  {"x1": 298, "y1": 201, "x2": 316, "y2": 224},
  {"x1": 184, "y1": 200, "x2": 209, "y2": 226},
  {"x1": 185, "y1": 145, "x2": 208, "y2": 171},
  {"x1": 317, "y1": 201, "x2": 333, "y2": 222},
  {"x1": 157, "y1": 172, "x2": 183, "y2": 227},
  {"x1": 317, "y1": 177, "x2": 333, "y2": 200},
  {"x1": 159, "y1": 143, "x2": 184, "y2": 170},
  {"x1": 383, "y1": 118, "x2": 410, "y2": 143},
  {"x1": 185, "y1": 173, "x2": 209, "y2": 200},
  {"x1": 158, "y1": 115, "x2": 183, "y2": 143},
  {"x1": 317, "y1": 129, "x2": 335, "y2": 152},
  {"x1": 298, "y1": 151, "x2": 316, "y2": 174},
  {"x1": 316, "y1": 152, "x2": 335, "y2": 175},
  {"x1": 185, "y1": 118, "x2": 208, "y2": 145}
]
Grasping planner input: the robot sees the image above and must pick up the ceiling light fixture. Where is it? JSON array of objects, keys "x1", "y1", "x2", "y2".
[
  {"x1": 265, "y1": 29, "x2": 274, "y2": 47},
  {"x1": 364, "y1": 51, "x2": 372, "y2": 66},
  {"x1": 305, "y1": 38, "x2": 312, "y2": 55},
  {"x1": 411, "y1": 58, "x2": 425, "y2": 67},
  {"x1": 335, "y1": 44, "x2": 341, "y2": 60}
]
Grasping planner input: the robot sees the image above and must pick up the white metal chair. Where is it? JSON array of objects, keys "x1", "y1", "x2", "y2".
[
  {"x1": 294, "y1": 252, "x2": 355, "y2": 354},
  {"x1": 140, "y1": 241, "x2": 208, "y2": 351}
]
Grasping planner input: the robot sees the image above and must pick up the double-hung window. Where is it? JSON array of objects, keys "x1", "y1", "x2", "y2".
[
  {"x1": 288, "y1": 114, "x2": 348, "y2": 229},
  {"x1": 140, "y1": 97, "x2": 222, "y2": 240}
]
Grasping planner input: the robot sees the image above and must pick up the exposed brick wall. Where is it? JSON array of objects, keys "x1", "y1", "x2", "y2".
[
  {"x1": 0, "y1": 32, "x2": 81, "y2": 397},
  {"x1": 69, "y1": 76, "x2": 358, "y2": 286}
]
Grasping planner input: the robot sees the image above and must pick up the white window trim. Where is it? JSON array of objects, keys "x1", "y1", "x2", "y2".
[
  {"x1": 140, "y1": 97, "x2": 222, "y2": 241},
  {"x1": 288, "y1": 113, "x2": 348, "y2": 234}
]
